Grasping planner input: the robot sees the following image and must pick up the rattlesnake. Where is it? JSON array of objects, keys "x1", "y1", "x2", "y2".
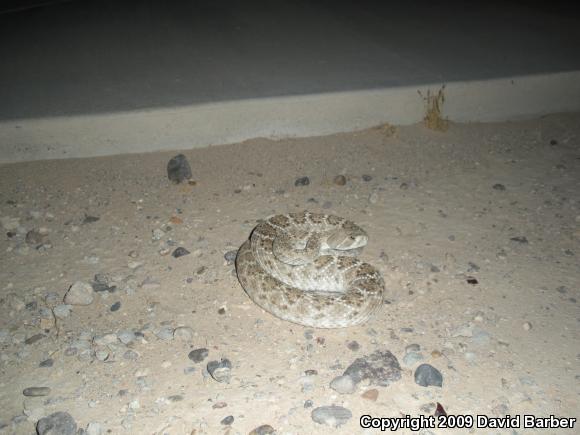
[{"x1": 235, "y1": 211, "x2": 384, "y2": 328}]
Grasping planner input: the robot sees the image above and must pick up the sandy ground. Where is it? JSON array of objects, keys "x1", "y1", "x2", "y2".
[{"x1": 0, "y1": 113, "x2": 579, "y2": 434}]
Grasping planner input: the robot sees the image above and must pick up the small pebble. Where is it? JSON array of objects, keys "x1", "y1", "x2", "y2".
[
  {"x1": 330, "y1": 375, "x2": 356, "y2": 394},
  {"x1": 294, "y1": 176, "x2": 310, "y2": 186},
  {"x1": 510, "y1": 236, "x2": 528, "y2": 244},
  {"x1": 346, "y1": 340, "x2": 360, "y2": 351},
  {"x1": 155, "y1": 326, "x2": 174, "y2": 341},
  {"x1": 167, "y1": 154, "x2": 192, "y2": 183},
  {"x1": 523, "y1": 322, "x2": 532, "y2": 331},
  {"x1": 492, "y1": 183, "x2": 506, "y2": 191},
  {"x1": 361, "y1": 388, "x2": 379, "y2": 401},
  {"x1": 220, "y1": 415, "x2": 234, "y2": 426},
  {"x1": 91, "y1": 274, "x2": 116, "y2": 293},
  {"x1": 39, "y1": 358, "x2": 54, "y2": 368},
  {"x1": 23, "y1": 386, "x2": 51, "y2": 397},
  {"x1": 166, "y1": 395, "x2": 183, "y2": 402},
  {"x1": 333, "y1": 175, "x2": 347, "y2": 186},
  {"x1": 414, "y1": 364, "x2": 443, "y2": 387},
  {"x1": 311, "y1": 405, "x2": 352, "y2": 427},
  {"x1": 224, "y1": 250, "x2": 237, "y2": 265},
  {"x1": 207, "y1": 358, "x2": 232, "y2": 383},
  {"x1": 172, "y1": 247, "x2": 190, "y2": 258},
  {"x1": 25, "y1": 333, "x2": 45, "y2": 345},
  {"x1": 249, "y1": 424, "x2": 275, "y2": 435},
  {"x1": 362, "y1": 174, "x2": 373, "y2": 182},
  {"x1": 82, "y1": 215, "x2": 100, "y2": 224},
  {"x1": 110, "y1": 301, "x2": 121, "y2": 312},
  {"x1": 188, "y1": 348, "x2": 209, "y2": 363}
]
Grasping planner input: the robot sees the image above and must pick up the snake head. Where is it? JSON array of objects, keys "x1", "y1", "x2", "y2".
[{"x1": 325, "y1": 223, "x2": 368, "y2": 251}]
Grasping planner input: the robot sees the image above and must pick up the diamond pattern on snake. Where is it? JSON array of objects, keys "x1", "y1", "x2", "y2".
[{"x1": 236, "y1": 211, "x2": 385, "y2": 328}]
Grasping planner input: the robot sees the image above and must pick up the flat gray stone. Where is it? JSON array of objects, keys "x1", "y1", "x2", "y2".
[{"x1": 311, "y1": 405, "x2": 352, "y2": 427}]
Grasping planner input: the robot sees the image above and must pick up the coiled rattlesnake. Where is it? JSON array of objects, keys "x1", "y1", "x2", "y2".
[{"x1": 236, "y1": 211, "x2": 384, "y2": 328}]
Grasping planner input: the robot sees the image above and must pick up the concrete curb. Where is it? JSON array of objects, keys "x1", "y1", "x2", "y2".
[{"x1": 1, "y1": 70, "x2": 579, "y2": 163}]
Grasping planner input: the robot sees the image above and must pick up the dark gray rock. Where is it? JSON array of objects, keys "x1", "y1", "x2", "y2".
[
  {"x1": 39, "y1": 358, "x2": 54, "y2": 368},
  {"x1": 82, "y1": 215, "x2": 100, "y2": 224},
  {"x1": 346, "y1": 340, "x2": 360, "y2": 351},
  {"x1": 414, "y1": 363, "x2": 443, "y2": 387},
  {"x1": 188, "y1": 348, "x2": 209, "y2": 363},
  {"x1": 207, "y1": 358, "x2": 232, "y2": 383},
  {"x1": 343, "y1": 350, "x2": 401, "y2": 386},
  {"x1": 167, "y1": 154, "x2": 192, "y2": 183},
  {"x1": 294, "y1": 176, "x2": 310, "y2": 186},
  {"x1": 25, "y1": 334, "x2": 46, "y2": 345},
  {"x1": 23, "y1": 386, "x2": 51, "y2": 397},
  {"x1": 36, "y1": 411, "x2": 77, "y2": 435},
  {"x1": 91, "y1": 274, "x2": 116, "y2": 293},
  {"x1": 220, "y1": 415, "x2": 234, "y2": 426},
  {"x1": 172, "y1": 247, "x2": 190, "y2": 258}
]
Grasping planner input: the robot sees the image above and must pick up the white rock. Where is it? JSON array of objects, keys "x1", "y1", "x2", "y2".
[{"x1": 330, "y1": 375, "x2": 356, "y2": 394}]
